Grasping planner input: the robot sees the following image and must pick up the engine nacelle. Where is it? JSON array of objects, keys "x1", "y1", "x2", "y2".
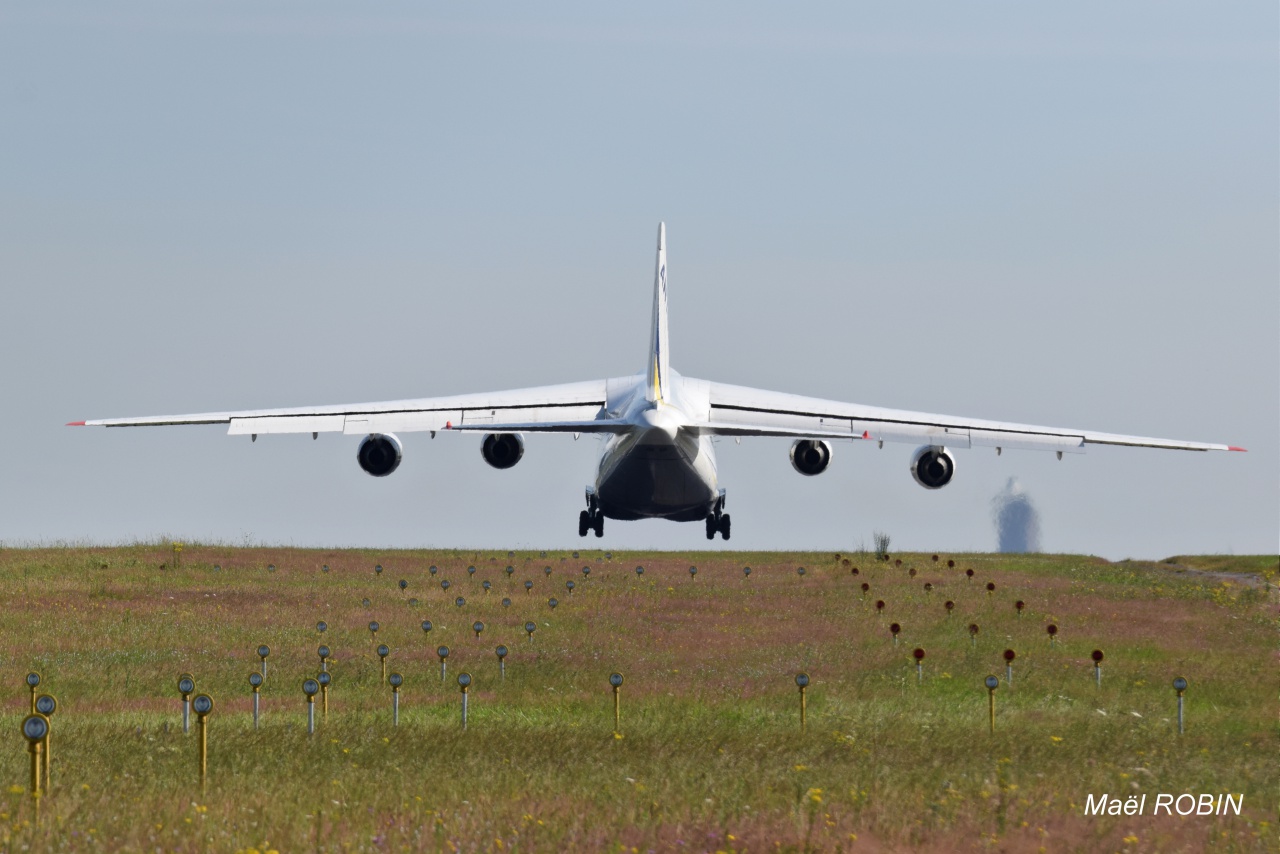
[
  {"x1": 356, "y1": 433, "x2": 402, "y2": 477},
  {"x1": 790, "y1": 439, "x2": 833, "y2": 476},
  {"x1": 910, "y1": 445, "x2": 956, "y2": 489},
  {"x1": 481, "y1": 433, "x2": 525, "y2": 469}
]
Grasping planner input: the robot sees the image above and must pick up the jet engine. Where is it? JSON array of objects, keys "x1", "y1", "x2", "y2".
[
  {"x1": 910, "y1": 445, "x2": 956, "y2": 489},
  {"x1": 357, "y1": 433, "x2": 403, "y2": 477},
  {"x1": 789, "y1": 439, "x2": 832, "y2": 476},
  {"x1": 481, "y1": 433, "x2": 525, "y2": 469}
]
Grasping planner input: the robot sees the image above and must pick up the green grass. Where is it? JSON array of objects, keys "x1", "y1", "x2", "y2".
[{"x1": 0, "y1": 546, "x2": 1274, "y2": 852}]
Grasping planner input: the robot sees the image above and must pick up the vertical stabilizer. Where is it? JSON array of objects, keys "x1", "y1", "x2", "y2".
[{"x1": 645, "y1": 222, "x2": 670, "y2": 404}]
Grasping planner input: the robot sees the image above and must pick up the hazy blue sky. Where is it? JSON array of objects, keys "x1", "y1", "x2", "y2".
[{"x1": 2, "y1": 3, "x2": 1276, "y2": 558}]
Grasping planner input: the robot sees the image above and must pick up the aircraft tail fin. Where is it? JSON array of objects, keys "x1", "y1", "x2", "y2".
[{"x1": 645, "y1": 222, "x2": 670, "y2": 404}]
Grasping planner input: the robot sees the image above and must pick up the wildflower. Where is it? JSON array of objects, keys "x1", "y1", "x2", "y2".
[
  {"x1": 793, "y1": 764, "x2": 808, "y2": 772},
  {"x1": 1050, "y1": 736, "x2": 1063, "y2": 742},
  {"x1": 806, "y1": 788, "x2": 823, "y2": 804},
  {"x1": 1123, "y1": 835, "x2": 1138, "y2": 845}
]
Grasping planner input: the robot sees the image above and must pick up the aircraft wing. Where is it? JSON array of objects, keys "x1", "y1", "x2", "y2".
[
  {"x1": 696, "y1": 381, "x2": 1242, "y2": 454},
  {"x1": 70, "y1": 379, "x2": 615, "y2": 436}
]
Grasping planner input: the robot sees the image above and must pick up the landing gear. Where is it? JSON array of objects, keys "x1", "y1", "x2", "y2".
[
  {"x1": 705, "y1": 512, "x2": 731, "y2": 540},
  {"x1": 705, "y1": 491, "x2": 730, "y2": 541},
  {"x1": 579, "y1": 489, "x2": 604, "y2": 538}
]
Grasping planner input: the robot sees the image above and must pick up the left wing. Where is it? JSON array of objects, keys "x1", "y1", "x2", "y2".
[
  {"x1": 695, "y1": 381, "x2": 1242, "y2": 453},
  {"x1": 70, "y1": 379, "x2": 625, "y2": 436}
]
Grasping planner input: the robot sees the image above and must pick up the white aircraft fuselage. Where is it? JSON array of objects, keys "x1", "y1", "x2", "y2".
[{"x1": 593, "y1": 372, "x2": 720, "y2": 523}]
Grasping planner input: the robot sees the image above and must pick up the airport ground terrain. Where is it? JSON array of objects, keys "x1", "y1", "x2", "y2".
[{"x1": 0, "y1": 546, "x2": 1274, "y2": 853}]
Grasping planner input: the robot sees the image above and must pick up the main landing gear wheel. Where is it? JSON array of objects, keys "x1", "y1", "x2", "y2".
[
  {"x1": 579, "y1": 508, "x2": 604, "y2": 538},
  {"x1": 706, "y1": 512, "x2": 731, "y2": 541}
]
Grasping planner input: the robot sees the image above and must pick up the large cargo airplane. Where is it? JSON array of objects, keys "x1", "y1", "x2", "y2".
[{"x1": 71, "y1": 224, "x2": 1241, "y2": 540}]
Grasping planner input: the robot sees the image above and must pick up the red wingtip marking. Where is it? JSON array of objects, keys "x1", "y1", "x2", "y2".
[
  {"x1": 66, "y1": 421, "x2": 86, "y2": 427},
  {"x1": 1228, "y1": 446, "x2": 1247, "y2": 452},
  {"x1": 445, "y1": 421, "x2": 452, "y2": 430},
  {"x1": 862, "y1": 430, "x2": 870, "y2": 440}
]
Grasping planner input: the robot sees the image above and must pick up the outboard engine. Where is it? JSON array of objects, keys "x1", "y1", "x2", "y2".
[
  {"x1": 910, "y1": 445, "x2": 956, "y2": 489},
  {"x1": 481, "y1": 433, "x2": 525, "y2": 469},
  {"x1": 789, "y1": 439, "x2": 832, "y2": 476},
  {"x1": 357, "y1": 433, "x2": 403, "y2": 477}
]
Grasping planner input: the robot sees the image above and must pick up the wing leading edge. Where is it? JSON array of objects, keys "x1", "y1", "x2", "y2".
[
  {"x1": 696, "y1": 381, "x2": 1242, "y2": 453},
  {"x1": 72, "y1": 379, "x2": 614, "y2": 436}
]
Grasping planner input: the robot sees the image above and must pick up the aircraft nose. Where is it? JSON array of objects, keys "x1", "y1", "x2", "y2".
[{"x1": 639, "y1": 407, "x2": 679, "y2": 441}]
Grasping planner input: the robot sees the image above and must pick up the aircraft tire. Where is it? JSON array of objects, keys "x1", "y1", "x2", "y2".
[
  {"x1": 719, "y1": 514, "x2": 731, "y2": 541},
  {"x1": 705, "y1": 515, "x2": 717, "y2": 540},
  {"x1": 578, "y1": 510, "x2": 590, "y2": 537}
]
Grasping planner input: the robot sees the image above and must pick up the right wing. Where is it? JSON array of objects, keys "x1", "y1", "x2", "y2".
[
  {"x1": 695, "y1": 381, "x2": 1241, "y2": 454},
  {"x1": 71, "y1": 379, "x2": 624, "y2": 436}
]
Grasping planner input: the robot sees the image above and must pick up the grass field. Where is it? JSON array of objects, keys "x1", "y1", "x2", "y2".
[{"x1": 0, "y1": 546, "x2": 1274, "y2": 853}]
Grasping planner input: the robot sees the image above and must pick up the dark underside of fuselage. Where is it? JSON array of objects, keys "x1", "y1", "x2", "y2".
[{"x1": 596, "y1": 442, "x2": 717, "y2": 522}]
